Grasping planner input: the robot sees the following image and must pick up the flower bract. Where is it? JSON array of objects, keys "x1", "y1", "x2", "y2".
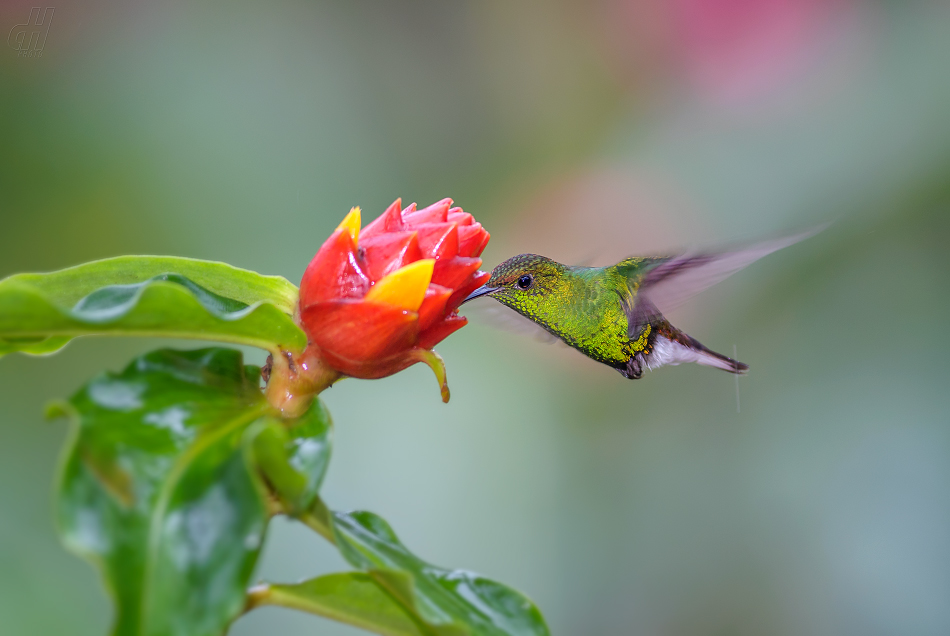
[{"x1": 297, "y1": 199, "x2": 490, "y2": 396}]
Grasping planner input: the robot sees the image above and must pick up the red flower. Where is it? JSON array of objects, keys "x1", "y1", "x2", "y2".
[{"x1": 297, "y1": 199, "x2": 490, "y2": 399}]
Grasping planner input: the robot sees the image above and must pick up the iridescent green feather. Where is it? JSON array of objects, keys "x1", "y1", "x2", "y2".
[
  {"x1": 484, "y1": 256, "x2": 663, "y2": 368},
  {"x1": 472, "y1": 229, "x2": 820, "y2": 377}
]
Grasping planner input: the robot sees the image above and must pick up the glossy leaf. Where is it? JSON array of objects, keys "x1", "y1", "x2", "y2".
[
  {"x1": 332, "y1": 510, "x2": 550, "y2": 636},
  {"x1": 249, "y1": 572, "x2": 426, "y2": 636},
  {"x1": 262, "y1": 502, "x2": 549, "y2": 636},
  {"x1": 250, "y1": 399, "x2": 333, "y2": 516},
  {"x1": 0, "y1": 256, "x2": 305, "y2": 357},
  {"x1": 8, "y1": 255, "x2": 299, "y2": 311},
  {"x1": 52, "y1": 348, "x2": 328, "y2": 636}
]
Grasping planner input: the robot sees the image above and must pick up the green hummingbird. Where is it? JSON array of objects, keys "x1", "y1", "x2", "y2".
[{"x1": 461, "y1": 230, "x2": 819, "y2": 379}]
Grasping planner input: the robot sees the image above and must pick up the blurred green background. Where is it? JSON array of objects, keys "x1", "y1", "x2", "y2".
[{"x1": 2, "y1": 1, "x2": 949, "y2": 634}]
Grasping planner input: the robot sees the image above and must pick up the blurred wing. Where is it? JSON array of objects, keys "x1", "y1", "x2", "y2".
[
  {"x1": 638, "y1": 225, "x2": 826, "y2": 316},
  {"x1": 458, "y1": 298, "x2": 560, "y2": 344}
]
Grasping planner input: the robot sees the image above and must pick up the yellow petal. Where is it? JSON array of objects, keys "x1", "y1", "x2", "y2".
[
  {"x1": 364, "y1": 259, "x2": 434, "y2": 312},
  {"x1": 336, "y1": 206, "x2": 361, "y2": 243}
]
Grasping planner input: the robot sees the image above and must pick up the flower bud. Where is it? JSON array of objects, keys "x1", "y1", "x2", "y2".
[{"x1": 297, "y1": 199, "x2": 490, "y2": 399}]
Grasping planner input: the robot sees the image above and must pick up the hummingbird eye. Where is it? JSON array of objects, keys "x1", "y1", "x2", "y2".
[{"x1": 517, "y1": 274, "x2": 533, "y2": 289}]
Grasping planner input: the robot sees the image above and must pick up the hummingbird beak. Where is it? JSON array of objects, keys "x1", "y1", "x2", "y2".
[{"x1": 461, "y1": 284, "x2": 498, "y2": 304}]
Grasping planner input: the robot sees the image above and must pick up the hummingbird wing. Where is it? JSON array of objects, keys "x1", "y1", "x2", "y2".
[
  {"x1": 633, "y1": 226, "x2": 825, "y2": 318},
  {"x1": 615, "y1": 228, "x2": 822, "y2": 377}
]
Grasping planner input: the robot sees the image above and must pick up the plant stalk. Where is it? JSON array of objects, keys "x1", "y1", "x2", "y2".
[
  {"x1": 298, "y1": 496, "x2": 336, "y2": 544},
  {"x1": 264, "y1": 347, "x2": 341, "y2": 418}
]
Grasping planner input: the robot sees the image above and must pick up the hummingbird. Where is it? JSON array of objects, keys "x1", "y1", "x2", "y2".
[{"x1": 460, "y1": 229, "x2": 820, "y2": 379}]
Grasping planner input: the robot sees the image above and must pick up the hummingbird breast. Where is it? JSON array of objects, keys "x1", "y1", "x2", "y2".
[{"x1": 546, "y1": 271, "x2": 641, "y2": 369}]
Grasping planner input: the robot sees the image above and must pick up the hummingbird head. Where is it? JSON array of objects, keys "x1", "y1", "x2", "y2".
[{"x1": 461, "y1": 254, "x2": 569, "y2": 321}]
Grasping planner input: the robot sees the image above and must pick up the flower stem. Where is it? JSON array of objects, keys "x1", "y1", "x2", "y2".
[
  {"x1": 268, "y1": 494, "x2": 336, "y2": 544},
  {"x1": 264, "y1": 347, "x2": 341, "y2": 418},
  {"x1": 244, "y1": 584, "x2": 272, "y2": 613},
  {"x1": 298, "y1": 496, "x2": 336, "y2": 544}
]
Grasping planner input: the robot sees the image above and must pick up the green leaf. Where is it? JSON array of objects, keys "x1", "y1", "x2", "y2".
[
  {"x1": 0, "y1": 256, "x2": 306, "y2": 357},
  {"x1": 53, "y1": 347, "x2": 312, "y2": 636},
  {"x1": 250, "y1": 399, "x2": 333, "y2": 516},
  {"x1": 250, "y1": 572, "x2": 427, "y2": 636},
  {"x1": 331, "y1": 510, "x2": 550, "y2": 636},
  {"x1": 8, "y1": 255, "x2": 299, "y2": 311},
  {"x1": 260, "y1": 502, "x2": 550, "y2": 636}
]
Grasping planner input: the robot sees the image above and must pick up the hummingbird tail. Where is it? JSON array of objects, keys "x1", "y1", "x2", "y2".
[
  {"x1": 689, "y1": 340, "x2": 749, "y2": 374},
  {"x1": 644, "y1": 332, "x2": 749, "y2": 375}
]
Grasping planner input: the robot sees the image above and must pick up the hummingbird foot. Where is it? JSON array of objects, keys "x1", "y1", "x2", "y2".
[{"x1": 618, "y1": 354, "x2": 645, "y2": 379}]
